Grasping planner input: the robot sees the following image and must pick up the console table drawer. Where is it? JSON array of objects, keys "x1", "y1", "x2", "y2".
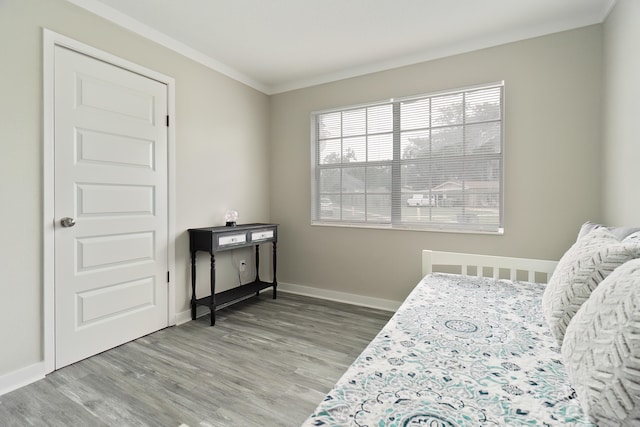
[
  {"x1": 251, "y1": 230, "x2": 274, "y2": 241},
  {"x1": 218, "y1": 233, "x2": 247, "y2": 246}
]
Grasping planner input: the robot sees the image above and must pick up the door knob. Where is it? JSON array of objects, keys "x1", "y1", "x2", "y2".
[{"x1": 60, "y1": 217, "x2": 76, "y2": 228}]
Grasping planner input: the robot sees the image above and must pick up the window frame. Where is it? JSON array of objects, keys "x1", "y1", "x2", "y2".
[{"x1": 311, "y1": 82, "x2": 505, "y2": 234}]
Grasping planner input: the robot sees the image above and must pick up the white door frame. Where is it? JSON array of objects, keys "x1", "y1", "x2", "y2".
[{"x1": 42, "y1": 29, "x2": 176, "y2": 374}]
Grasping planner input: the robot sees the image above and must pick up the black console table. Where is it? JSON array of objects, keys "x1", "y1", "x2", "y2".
[{"x1": 188, "y1": 223, "x2": 278, "y2": 325}]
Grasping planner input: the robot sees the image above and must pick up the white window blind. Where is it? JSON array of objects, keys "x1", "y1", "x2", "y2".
[{"x1": 311, "y1": 82, "x2": 504, "y2": 233}]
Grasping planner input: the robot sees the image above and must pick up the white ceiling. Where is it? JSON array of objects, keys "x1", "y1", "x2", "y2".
[{"x1": 67, "y1": 0, "x2": 615, "y2": 94}]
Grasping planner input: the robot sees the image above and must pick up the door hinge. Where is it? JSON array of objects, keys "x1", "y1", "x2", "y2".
[
  {"x1": 167, "y1": 271, "x2": 170, "y2": 283},
  {"x1": 166, "y1": 115, "x2": 169, "y2": 127}
]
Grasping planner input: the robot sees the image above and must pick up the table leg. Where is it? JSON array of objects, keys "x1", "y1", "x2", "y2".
[
  {"x1": 210, "y1": 252, "x2": 216, "y2": 326},
  {"x1": 273, "y1": 241, "x2": 277, "y2": 299},
  {"x1": 190, "y1": 251, "x2": 197, "y2": 320},
  {"x1": 255, "y1": 245, "x2": 260, "y2": 296}
]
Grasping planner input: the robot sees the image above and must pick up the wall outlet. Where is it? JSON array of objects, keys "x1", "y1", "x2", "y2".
[{"x1": 239, "y1": 260, "x2": 246, "y2": 272}]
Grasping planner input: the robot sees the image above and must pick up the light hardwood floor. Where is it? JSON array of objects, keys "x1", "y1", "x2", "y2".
[{"x1": 0, "y1": 291, "x2": 392, "y2": 427}]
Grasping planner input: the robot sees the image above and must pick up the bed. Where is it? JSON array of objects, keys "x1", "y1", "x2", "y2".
[{"x1": 302, "y1": 250, "x2": 595, "y2": 426}]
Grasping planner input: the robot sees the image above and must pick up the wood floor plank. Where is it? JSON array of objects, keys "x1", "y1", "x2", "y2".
[{"x1": 0, "y1": 291, "x2": 392, "y2": 426}]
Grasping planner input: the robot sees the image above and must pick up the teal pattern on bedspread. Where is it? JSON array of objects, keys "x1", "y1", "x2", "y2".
[{"x1": 302, "y1": 273, "x2": 593, "y2": 426}]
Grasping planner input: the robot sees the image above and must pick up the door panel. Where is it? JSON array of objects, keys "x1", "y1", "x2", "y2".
[
  {"x1": 76, "y1": 129, "x2": 155, "y2": 168},
  {"x1": 77, "y1": 184, "x2": 155, "y2": 216},
  {"x1": 77, "y1": 277, "x2": 156, "y2": 326},
  {"x1": 76, "y1": 232, "x2": 155, "y2": 270},
  {"x1": 76, "y1": 73, "x2": 156, "y2": 123},
  {"x1": 54, "y1": 46, "x2": 168, "y2": 368}
]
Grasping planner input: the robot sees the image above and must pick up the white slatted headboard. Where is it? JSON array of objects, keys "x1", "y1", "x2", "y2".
[{"x1": 422, "y1": 250, "x2": 558, "y2": 283}]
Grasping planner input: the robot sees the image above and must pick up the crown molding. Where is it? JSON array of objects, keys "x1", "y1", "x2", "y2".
[
  {"x1": 269, "y1": 9, "x2": 612, "y2": 94},
  {"x1": 65, "y1": 0, "x2": 270, "y2": 94},
  {"x1": 65, "y1": 0, "x2": 613, "y2": 95}
]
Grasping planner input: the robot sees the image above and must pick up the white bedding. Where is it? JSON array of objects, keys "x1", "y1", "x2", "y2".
[{"x1": 303, "y1": 273, "x2": 592, "y2": 426}]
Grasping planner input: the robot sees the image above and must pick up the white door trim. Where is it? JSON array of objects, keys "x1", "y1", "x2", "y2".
[{"x1": 42, "y1": 28, "x2": 176, "y2": 374}]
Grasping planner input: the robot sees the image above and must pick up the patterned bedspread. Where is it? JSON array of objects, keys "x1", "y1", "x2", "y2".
[{"x1": 303, "y1": 273, "x2": 593, "y2": 426}]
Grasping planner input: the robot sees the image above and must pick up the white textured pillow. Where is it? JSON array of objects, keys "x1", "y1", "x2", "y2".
[
  {"x1": 576, "y1": 221, "x2": 607, "y2": 241},
  {"x1": 561, "y1": 258, "x2": 640, "y2": 425},
  {"x1": 576, "y1": 221, "x2": 640, "y2": 242},
  {"x1": 542, "y1": 228, "x2": 640, "y2": 344},
  {"x1": 623, "y1": 231, "x2": 640, "y2": 243}
]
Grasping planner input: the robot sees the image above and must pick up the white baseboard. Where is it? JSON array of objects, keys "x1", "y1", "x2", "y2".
[
  {"x1": 278, "y1": 282, "x2": 401, "y2": 312},
  {"x1": 175, "y1": 305, "x2": 210, "y2": 325},
  {"x1": 0, "y1": 362, "x2": 45, "y2": 396}
]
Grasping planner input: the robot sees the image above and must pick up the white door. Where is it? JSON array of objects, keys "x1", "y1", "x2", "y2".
[{"x1": 54, "y1": 45, "x2": 169, "y2": 368}]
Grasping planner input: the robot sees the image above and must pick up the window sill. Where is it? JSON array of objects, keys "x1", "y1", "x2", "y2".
[{"x1": 311, "y1": 221, "x2": 504, "y2": 235}]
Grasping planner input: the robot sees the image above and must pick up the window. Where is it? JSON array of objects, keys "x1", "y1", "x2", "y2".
[{"x1": 311, "y1": 82, "x2": 504, "y2": 233}]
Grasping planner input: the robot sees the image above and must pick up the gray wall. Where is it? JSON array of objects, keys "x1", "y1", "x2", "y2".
[
  {"x1": 0, "y1": 0, "x2": 270, "y2": 376},
  {"x1": 269, "y1": 26, "x2": 603, "y2": 303},
  {"x1": 603, "y1": 0, "x2": 640, "y2": 226}
]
